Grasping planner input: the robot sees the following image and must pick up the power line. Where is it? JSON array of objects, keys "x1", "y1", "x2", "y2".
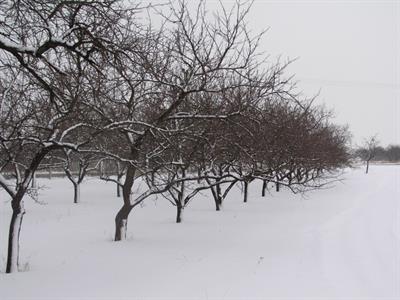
[{"x1": 298, "y1": 78, "x2": 400, "y2": 89}]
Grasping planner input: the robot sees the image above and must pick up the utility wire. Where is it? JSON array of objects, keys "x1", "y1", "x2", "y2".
[{"x1": 298, "y1": 78, "x2": 400, "y2": 90}]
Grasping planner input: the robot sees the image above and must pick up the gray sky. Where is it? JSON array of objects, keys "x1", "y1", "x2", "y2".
[{"x1": 205, "y1": 0, "x2": 400, "y2": 147}]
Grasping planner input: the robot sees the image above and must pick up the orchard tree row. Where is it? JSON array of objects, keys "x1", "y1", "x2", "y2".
[{"x1": 0, "y1": 0, "x2": 350, "y2": 273}]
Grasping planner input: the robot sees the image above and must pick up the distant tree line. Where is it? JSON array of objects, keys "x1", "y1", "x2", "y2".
[
  {"x1": 355, "y1": 145, "x2": 400, "y2": 163},
  {"x1": 0, "y1": 0, "x2": 350, "y2": 273}
]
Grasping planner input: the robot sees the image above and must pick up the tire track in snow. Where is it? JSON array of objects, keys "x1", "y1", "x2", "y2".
[{"x1": 318, "y1": 168, "x2": 399, "y2": 298}]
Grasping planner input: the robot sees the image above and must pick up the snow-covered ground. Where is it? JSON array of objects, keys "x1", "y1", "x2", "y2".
[{"x1": 0, "y1": 165, "x2": 399, "y2": 299}]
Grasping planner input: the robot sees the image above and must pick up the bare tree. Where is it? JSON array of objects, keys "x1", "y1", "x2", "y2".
[
  {"x1": 87, "y1": 0, "x2": 276, "y2": 240},
  {"x1": 55, "y1": 150, "x2": 99, "y2": 203},
  {"x1": 0, "y1": 0, "x2": 141, "y2": 273},
  {"x1": 386, "y1": 145, "x2": 400, "y2": 162},
  {"x1": 358, "y1": 136, "x2": 379, "y2": 174},
  {"x1": 0, "y1": 0, "x2": 353, "y2": 273}
]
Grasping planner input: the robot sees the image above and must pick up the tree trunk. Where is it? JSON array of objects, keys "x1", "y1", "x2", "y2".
[
  {"x1": 216, "y1": 180, "x2": 222, "y2": 210},
  {"x1": 116, "y1": 183, "x2": 121, "y2": 198},
  {"x1": 114, "y1": 204, "x2": 133, "y2": 241},
  {"x1": 31, "y1": 172, "x2": 37, "y2": 188},
  {"x1": 6, "y1": 197, "x2": 25, "y2": 273},
  {"x1": 207, "y1": 178, "x2": 222, "y2": 211},
  {"x1": 73, "y1": 183, "x2": 81, "y2": 204},
  {"x1": 114, "y1": 163, "x2": 136, "y2": 241},
  {"x1": 197, "y1": 168, "x2": 202, "y2": 184},
  {"x1": 5, "y1": 146, "x2": 53, "y2": 273},
  {"x1": 243, "y1": 181, "x2": 249, "y2": 203},
  {"x1": 176, "y1": 174, "x2": 185, "y2": 223},
  {"x1": 176, "y1": 203, "x2": 183, "y2": 223},
  {"x1": 366, "y1": 160, "x2": 370, "y2": 174},
  {"x1": 211, "y1": 187, "x2": 221, "y2": 211},
  {"x1": 261, "y1": 179, "x2": 267, "y2": 197},
  {"x1": 215, "y1": 182, "x2": 222, "y2": 211},
  {"x1": 215, "y1": 200, "x2": 221, "y2": 211},
  {"x1": 116, "y1": 163, "x2": 123, "y2": 197},
  {"x1": 31, "y1": 172, "x2": 38, "y2": 201},
  {"x1": 276, "y1": 176, "x2": 280, "y2": 192}
]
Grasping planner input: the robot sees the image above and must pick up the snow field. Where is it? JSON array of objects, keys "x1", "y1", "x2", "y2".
[{"x1": 0, "y1": 165, "x2": 399, "y2": 299}]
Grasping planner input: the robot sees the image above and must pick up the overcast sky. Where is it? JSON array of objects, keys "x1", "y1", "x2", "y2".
[{"x1": 202, "y1": 0, "x2": 400, "y2": 147}]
